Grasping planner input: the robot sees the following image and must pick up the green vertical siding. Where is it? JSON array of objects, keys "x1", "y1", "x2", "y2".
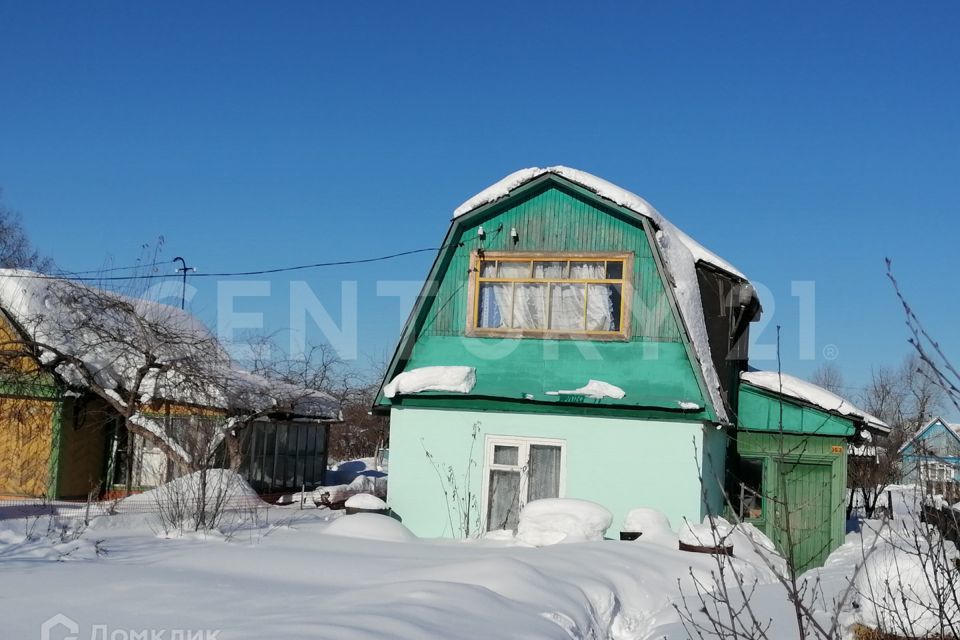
[
  {"x1": 420, "y1": 185, "x2": 681, "y2": 341},
  {"x1": 737, "y1": 432, "x2": 847, "y2": 571},
  {"x1": 738, "y1": 384, "x2": 856, "y2": 437}
]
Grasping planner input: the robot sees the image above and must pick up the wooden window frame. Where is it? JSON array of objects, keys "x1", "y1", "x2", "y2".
[
  {"x1": 465, "y1": 251, "x2": 633, "y2": 340},
  {"x1": 480, "y1": 435, "x2": 567, "y2": 532}
]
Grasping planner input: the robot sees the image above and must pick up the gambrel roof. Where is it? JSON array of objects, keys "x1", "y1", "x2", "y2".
[{"x1": 379, "y1": 167, "x2": 760, "y2": 423}]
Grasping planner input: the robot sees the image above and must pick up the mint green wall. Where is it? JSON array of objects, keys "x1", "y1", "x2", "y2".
[{"x1": 388, "y1": 406, "x2": 722, "y2": 538}]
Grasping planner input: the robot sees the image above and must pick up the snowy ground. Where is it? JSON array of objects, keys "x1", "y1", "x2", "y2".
[{"x1": 0, "y1": 484, "x2": 950, "y2": 640}]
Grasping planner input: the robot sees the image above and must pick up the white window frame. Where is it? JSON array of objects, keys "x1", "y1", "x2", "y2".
[
  {"x1": 921, "y1": 460, "x2": 955, "y2": 483},
  {"x1": 480, "y1": 435, "x2": 567, "y2": 532}
]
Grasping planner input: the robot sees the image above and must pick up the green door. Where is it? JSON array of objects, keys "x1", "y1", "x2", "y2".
[{"x1": 774, "y1": 462, "x2": 834, "y2": 572}]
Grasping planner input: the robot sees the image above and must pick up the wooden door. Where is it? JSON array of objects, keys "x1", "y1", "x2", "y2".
[{"x1": 774, "y1": 462, "x2": 833, "y2": 572}]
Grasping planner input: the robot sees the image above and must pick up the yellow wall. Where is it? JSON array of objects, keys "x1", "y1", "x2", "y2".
[
  {"x1": 0, "y1": 311, "x2": 42, "y2": 375},
  {"x1": 0, "y1": 395, "x2": 55, "y2": 497}
]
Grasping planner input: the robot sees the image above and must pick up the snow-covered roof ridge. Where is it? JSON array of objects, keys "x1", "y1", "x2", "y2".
[
  {"x1": 898, "y1": 416, "x2": 960, "y2": 453},
  {"x1": 740, "y1": 370, "x2": 889, "y2": 432},
  {"x1": 453, "y1": 166, "x2": 750, "y2": 423},
  {"x1": 452, "y1": 166, "x2": 748, "y2": 280}
]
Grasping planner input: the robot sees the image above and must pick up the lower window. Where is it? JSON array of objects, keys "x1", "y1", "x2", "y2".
[
  {"x1": 483, "y1": 436, "x2": 566, "y2": 531},
  {"x1": 921, "y1": 461, "x2": 955, "y2": 483}
]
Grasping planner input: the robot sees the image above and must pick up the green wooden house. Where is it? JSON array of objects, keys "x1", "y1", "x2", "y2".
[{"x1": 374, "y1": 167, "x2": 887, "y2": 569}]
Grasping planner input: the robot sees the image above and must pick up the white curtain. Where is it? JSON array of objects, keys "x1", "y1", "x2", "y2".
[
  {"x1": 549, "y1": 263, "x2": 614, "y2": 331},
  {"x1": 527, "y1": 445, "x2": 561, "y2": 502},
  {"x1": 479, "y1": 261, "x2": 616, "y2": 331}
]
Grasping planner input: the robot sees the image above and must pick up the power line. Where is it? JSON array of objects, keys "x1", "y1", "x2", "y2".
[
  {"x1": 4, "y1": 247, "x2": 450, "y2": 283},
  {"x1": 52, "y1": 259, "x2": 175, "y2": 277}
]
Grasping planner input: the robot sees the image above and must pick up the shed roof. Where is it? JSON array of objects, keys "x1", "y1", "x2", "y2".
[
  {"x1": 0, "y1": 269, "x2": 339, "y2": 420},
  {"x1": 740, "y1": 370, "x2": 889, "y2": 433}
]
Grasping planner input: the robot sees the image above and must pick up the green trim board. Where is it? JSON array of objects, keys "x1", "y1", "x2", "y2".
[
  {"x1": 390, "y1": 395, "x2": 708, "y2": 421},
  {"x1": 374, "y1": 174, "x2": 719, "y2": 421},
  {"x1": 0, "y1": 377, "x2": 61, "y2": 399},
  {"x1": 46, "y1": 397, "x2": 65, "y2": 498},
  {"x1": 737, "y1": 382, "x2": 857, "y2": 437}
]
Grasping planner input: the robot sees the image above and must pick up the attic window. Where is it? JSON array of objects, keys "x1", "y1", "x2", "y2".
[{"x1": 469, "y1": 252, "x2": 631, "y2": 339}]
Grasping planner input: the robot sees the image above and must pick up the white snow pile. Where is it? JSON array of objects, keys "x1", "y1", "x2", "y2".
[
  {"x1": 452, "y1": 167, "x2": 752, "y2": 424},
  {"x1": 0, "y1": 518, "x2": 101, "y2": 562},
  {"x1": 546, "y1": 379, "x2": 626, "y2": 400},
  {"x1": 854, "y1": 545, "x2": 960, "y2": 633},
  {"x1": 310, "y1": 458, "x2": 387, "y2": 506},
  {"x1": 821, "y1": 506, "x2": 960, "y2": 635},
  {"x1": 323, "y1": 513, "x2": 416, "y2": 543},
  {"x1": 623, "y1": 508, "x2": 676, "y2": 546},
  {"x1": 679, "y1": 516, "x2": 733, "y2": 547},
  {"x1": 344, "y1": 493, "x2": 387, "y2": 511},
  {"x1": 677, "y1": 516, "x2": 788, "y2": 578},
  {"x1": 516, "y1": 498, "x2": 613, "y2": 546},
  {"x1": 0, "y1": 502, "x2": 812, "y2": 640},
  {"x1": 120, "y1": 469, "x2": 260, "y2": 510},
  {"x1": 383, "y1": 365, "x2": 476, "y2": 398},
  {"x1": 741, "y1": 370, "x2": 889, "y2": 431}
]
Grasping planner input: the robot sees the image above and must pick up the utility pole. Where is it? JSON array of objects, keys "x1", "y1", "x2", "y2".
[{"x1": 173, "y1": 256, "x2": 195, "y2": 310}]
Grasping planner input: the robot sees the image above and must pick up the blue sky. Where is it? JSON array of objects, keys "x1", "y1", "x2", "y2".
[{"x1": 1, "y1": 1, "x2": 957, "y2": 402}]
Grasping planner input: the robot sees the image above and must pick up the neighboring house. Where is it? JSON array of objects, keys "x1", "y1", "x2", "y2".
[
  {"x1": 0, "y1": 270, "x2": 340, "y2": 499},
  {"x1": 374, "y1": 166, "x2": 887, "y2": 571},
  {"x1": 899, "y1": 417, "x2": 960, "y2": 485}
]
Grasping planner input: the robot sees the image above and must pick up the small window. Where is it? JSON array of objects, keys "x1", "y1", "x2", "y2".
[
  {"x1": 921, "y1": 461, "x2": 955, "y2": 483},
  {"x1": 483, "y1": 436, "x2": 566, "y2": 532},
  {"x1": 471, "y1": 253, "x2": 631, "y2": 338}
]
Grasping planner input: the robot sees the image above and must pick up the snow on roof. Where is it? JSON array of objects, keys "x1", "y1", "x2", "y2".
[
  {"x1": 453, "y1": 166, "x2": 750, "y2": 423},
  {"x1": 898, "y1": 416, "x2": 960, "y2": 453},
  {"x1": 740, "y1": 370, "x2": 889, "y2": 432},
  {"x1": 453, "y1": 166, "x2": 749, "y2": 280},
  {"x1": 0, "y1": 268, "x2": 223, "y2": 390},
  {"x1": 0, "y1": 269, "x2": 339, "y2": 420}
]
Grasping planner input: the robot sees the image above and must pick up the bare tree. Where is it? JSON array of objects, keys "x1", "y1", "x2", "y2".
[
  {"x1": 810, "y1": 362, "x2": 845, "y2": 395},
  {"x1": 0, "y1": 270, "x2": 230, "y2": 494},
  {"x1": 0, "y1": 192, "x2": 52, "y2": 272},
  {"x1": 888, "y1": 259, "x2": 960, "y2": 413},
  {"x1": 848, "y1": 355, "x2": 944, "y2": 519},
  {"x1": 244, "y1": 336, "x2": 386, "y2": 462}
]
